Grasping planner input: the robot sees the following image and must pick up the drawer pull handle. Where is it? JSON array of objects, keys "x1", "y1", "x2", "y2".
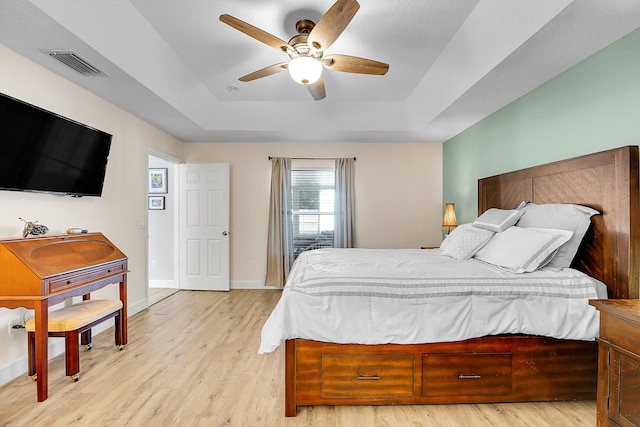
[
  {"x1": 358, "y1": 375, "x2": 380, "y2": 381},
  {"x1": 458, "y1": 373, "x2": 482, "y2": 380},
  {"x1": 66, "y1": 280, "x2": 72, "y2": 285}
]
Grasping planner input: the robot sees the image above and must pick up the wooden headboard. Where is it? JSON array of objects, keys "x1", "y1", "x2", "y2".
[{"x1": 478, "y1": 146, "x2": 639, "y2": 300}]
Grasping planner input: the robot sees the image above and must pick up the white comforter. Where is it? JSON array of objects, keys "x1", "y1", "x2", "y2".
[{"x1": 259, "y1": 248, "x2": 605, "y2": 354}]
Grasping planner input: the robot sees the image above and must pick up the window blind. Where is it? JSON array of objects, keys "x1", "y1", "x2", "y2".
[{"x1": 291, "y1": 168, "x2": 335, "y2": 257}]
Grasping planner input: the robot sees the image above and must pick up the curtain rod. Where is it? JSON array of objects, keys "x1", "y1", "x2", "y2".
[{"x1": 268, "y1": 156, "x2": 356, "y2": 161}]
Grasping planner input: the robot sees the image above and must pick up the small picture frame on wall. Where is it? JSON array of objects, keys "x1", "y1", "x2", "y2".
[
  {"x1": 148, "y1": 196, "x2": 165, "y2": 210},
  {"x1": 148, "y1": 168, "x2": 168, "y2": 194}
]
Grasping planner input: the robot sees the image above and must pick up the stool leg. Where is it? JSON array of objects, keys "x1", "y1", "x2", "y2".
[
  {"x1": 115, "y1": 309, "x2": 124, "y2": 350},
  {"x1": 81, "y1": 328, "x2": 92, "y2": 350},
  {"x1": 65, "y1": 330, "x2": 80, "y2": 382},
  {"x1": 27, "y1": 331, "x2": 37, "y2": 379}
]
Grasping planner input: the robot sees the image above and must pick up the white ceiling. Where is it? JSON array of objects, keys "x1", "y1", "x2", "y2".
[{"x1": 1, "y1": 0, "x2": 640, "y2": 143}]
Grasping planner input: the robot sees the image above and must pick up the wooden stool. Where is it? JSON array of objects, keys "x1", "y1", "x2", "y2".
[{"x1": 26, "y1": 299, "x2": 124, "y2": 382}]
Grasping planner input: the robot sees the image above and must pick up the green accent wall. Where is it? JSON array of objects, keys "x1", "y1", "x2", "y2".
[{"x1": 443, "y1": 27, "x2": 640, "y2": 224}]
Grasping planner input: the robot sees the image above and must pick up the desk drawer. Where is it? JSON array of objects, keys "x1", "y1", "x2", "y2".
[
  {"x1": 422, "y1": 353, "x2": 512, "y2": 397},
  {"x1": 321, "y1": 354, "x2": 414, "y2": 398},
  {"x1": 46, "y1": 261, "x2": 126, "y2": 293}
]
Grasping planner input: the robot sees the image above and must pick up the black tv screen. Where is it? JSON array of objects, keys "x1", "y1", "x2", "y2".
[{"x1": 0, "y1": 92, "x2": 112, "y2": 197}]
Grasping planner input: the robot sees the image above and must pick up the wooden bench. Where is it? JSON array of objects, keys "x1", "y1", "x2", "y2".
[{"x1": 26, "y1": 299, "x2": 124, "y2": 382}]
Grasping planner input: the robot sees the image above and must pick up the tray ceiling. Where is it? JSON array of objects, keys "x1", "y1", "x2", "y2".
[{"x1": 1, "y1": 0, "x2": 639, "y2": 143}]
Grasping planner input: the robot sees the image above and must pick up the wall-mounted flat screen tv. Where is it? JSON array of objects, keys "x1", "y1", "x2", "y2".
[{"x1": 0, "y1": 92, "x2": 112, "y2": 197}]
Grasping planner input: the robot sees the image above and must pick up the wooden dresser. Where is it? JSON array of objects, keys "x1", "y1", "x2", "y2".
[
  {"x1": 0, "y1": 233, "x2": 128, "y2": 401},
  {"x1": 590, "y1": 300, "x2": 640, "y2": 427}
]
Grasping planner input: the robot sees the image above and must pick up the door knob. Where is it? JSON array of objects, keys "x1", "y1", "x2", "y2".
[{"x1": 222, "y1": 231, "x2": 229, "y2": 236}]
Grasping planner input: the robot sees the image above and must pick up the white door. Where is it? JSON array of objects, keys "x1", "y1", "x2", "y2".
[{"x1": 178, "y1": 163, "x2": 230, "y2": 291}]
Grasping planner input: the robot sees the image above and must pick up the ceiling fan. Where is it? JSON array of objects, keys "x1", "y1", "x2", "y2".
[{"x1": 220, "y1": 0, "x2": 389, "y2": 100}]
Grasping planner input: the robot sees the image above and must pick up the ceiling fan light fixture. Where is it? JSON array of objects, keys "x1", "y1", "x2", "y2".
[{"x1": 288, "y1": 56, "x2": 322, "y2": 85}]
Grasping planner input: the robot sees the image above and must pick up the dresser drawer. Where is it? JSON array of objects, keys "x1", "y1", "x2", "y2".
[
  {"x1": 321, "y1": 354, "x2": 414, "y2": 398},
  {"x1": 46, "y1": 261, "x2": 127, "y2": 294},
  {"x1": 604, "y1": 315, "x2": 640, "y2": 357},
  {"x1": 422, "y1": 353, "x2": 512, "y2": 397}
]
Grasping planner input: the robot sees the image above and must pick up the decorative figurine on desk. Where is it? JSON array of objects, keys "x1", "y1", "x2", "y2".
[{"x1": 19, "y1": 217, "x2": 49, "y2": 238}]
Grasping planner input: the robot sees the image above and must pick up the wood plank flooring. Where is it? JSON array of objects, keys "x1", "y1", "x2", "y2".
[
  {"x1": 148, "y1": 287, "x2": 179, "y2": 306},
  {"x1": 0, "y1": 290, "x2": 596, "y2": 426}
]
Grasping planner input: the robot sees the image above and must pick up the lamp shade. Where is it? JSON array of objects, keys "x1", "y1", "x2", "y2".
[
  {"x1": 442, "y1": 203, "x2": 457, "y2": 233},
  {"x1": 288, "y1": 57, "x2": 322, "y2": 85}
]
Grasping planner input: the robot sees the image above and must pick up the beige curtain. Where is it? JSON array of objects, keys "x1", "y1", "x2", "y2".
[
  {"x1": 334, "y1": 157, "x2": 355, "y2": 248},
  {"x1": 265, "y1": 157, "x2": 293, "y2": 287}
]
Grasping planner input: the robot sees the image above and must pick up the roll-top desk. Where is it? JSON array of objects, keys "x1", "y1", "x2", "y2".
[{"x1": 0, "y1": 233, "x2": 128, "y2": 401}]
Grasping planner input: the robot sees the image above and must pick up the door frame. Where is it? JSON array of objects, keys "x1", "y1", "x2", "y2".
[{"x1": 146, "y1": 148, "x2": 181, "y2": 303}]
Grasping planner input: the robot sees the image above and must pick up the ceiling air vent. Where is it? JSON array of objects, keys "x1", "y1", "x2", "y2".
[{"x1": 42, "y1": 50, "x2": 108, "y2": 76}]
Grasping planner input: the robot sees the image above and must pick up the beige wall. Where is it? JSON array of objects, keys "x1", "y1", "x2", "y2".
[
  {"x1": 0, "y1": 44, "x2": 184, "y2": 381},
  {"x1": 184, "y1": 142, "x2": 443, "y2": 285}
]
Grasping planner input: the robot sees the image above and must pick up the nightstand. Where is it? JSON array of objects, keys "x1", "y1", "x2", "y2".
[{"x1": 589, "y1": 299, "x2": 640, "y2": 427}]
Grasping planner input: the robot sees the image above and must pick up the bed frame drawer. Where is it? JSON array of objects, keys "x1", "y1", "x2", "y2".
[
  {"x1": 288, "y1": 338, "x2": 597, "y2": 416},
  {"x1": 321, "y1": 354, "x2": 414, "y2": 398},
  {"x1": 422, "y1": 353, "x2": 512, "y2": 397}
]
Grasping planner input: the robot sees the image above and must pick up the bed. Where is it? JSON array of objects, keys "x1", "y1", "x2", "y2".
[{"x1": 263, "y1": 146, "x2": 640, "y2": 417}]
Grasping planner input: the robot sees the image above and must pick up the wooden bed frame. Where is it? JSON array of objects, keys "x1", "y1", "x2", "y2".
[{"x1": 283, "y1": 146, "x2": 640, "y2": 417}]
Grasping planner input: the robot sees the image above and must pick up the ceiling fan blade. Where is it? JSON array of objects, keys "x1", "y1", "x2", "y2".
[
  {"x1": 307, "y1": 0, "x2": 360, "y2": 51},
  {"x1": 220, "y1": 14, "x2": 291, "y2": 52},
  {"x1": 324, "y1": 54, "x2": 389, "y2": 75},
  {"x1": 239, "y1": 63, "x2": 289, "y2": 82},
  {"x1": 306, "y1": 77, "x2": 326, "y2": 100}
]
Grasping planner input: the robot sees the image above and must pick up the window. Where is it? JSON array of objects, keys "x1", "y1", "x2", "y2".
[{"x1": 291, "y1": 167, "x2": 334, "y2": 257}]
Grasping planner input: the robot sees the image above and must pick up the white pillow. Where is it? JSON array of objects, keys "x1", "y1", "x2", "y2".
[
  {"x1": 516, "y1": 203, "x2": 599, "y2": 269},
  {"x1": 440, "y1": 223, "x2": 472, "y2": 250},
  {"x1": 473, "y1": 208, "x2": 524, "y2": 233},
  {"x1": 442, "y1": 227, "x2": 494, "y2": 260},
  {"x1": 474, "y1": 227, "x2": 574, "y2": 273}
]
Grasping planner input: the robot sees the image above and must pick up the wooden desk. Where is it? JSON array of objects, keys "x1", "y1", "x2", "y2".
[{"x1": 0, "y1": 233, "x2": 128, "y2": 402}]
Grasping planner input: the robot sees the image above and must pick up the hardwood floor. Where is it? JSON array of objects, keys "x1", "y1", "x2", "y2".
[
  {"x1": 148, "y1": 287, "x2": 179, "y2": 306},
  {"x1": 0, "y1": 290, "x2": 596, "y2": 426}
]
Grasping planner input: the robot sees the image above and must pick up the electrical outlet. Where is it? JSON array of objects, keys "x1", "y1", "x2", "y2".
[{"x1": 8, "y1": 317, "x2": 23, "y2": 334}]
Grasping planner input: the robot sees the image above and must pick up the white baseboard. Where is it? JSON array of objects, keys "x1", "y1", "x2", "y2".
[
  {"x1": 148, "y1": 281, "x2": 276, "y2": 290},
  {"x1": 0, "y1": 297, "x2": 148, "y2": 387},
  {"x1": 0, "y1": 333, "x2": 66, "y2": 387},
  {"x1": 128, "y1": 297, "x2": 148, "y2": 316},
  {"x1": 230, "y1": 280, "x2": 275, "y2": 289},
  {"x1": 149, "y1": 280, "x2": 177, "y2": 289},
  {"x1": 0, "y1": 357, "x2": 27, "y2": 387}
]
